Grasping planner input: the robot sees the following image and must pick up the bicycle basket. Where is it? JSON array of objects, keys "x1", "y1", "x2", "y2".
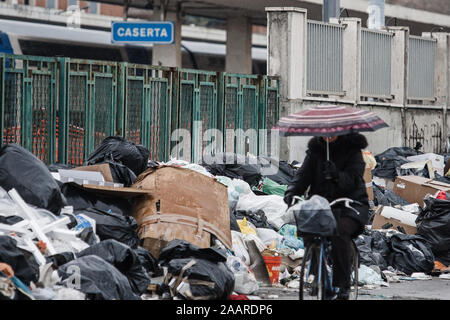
[{"x1": 293, "y1": 195, "x2": 338, "y2": 237}]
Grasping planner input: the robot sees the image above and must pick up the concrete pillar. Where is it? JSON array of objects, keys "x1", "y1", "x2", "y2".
[
  {"x1": 339, "y1": 18, "x2": 361, "y2": 104},
  {"x1": 423, "y1": 32, "x2": 450, "y2": 151},
  {"x1": 266, "y1": 7, "x2": 308, "y2": 162},
  {"x1": 388, "y1": 27, "x2": 409, "y2": 106},
  {"x1": 225, "y1": 16, "x2": 252, "y2": 74},
  {"x1": 151, "y1": 10, "x2": 182, "y2": 68}
]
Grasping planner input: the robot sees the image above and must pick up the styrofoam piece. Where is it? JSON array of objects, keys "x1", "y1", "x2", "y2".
[{"x1": 58, "y1": 169, "x2": 105, "y2": 182}]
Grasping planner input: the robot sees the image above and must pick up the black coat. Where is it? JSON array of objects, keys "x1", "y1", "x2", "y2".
[{"x1": 286, "y1": 133, "x2": 370, "y2": 235}]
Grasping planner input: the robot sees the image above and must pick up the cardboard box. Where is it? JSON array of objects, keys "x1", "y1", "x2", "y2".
[
  {"x1": 363, "y1": 167, "x2": 374, "y2": 201},
  {"x1": 371, "y1": 206, "x2": 417, "y2": 235},
  {"x1": 61, "y1": 164, "x2": 153, "y2": 199},
  {"x1": 132, "y1": 165, "x2": 231, "y2": 258},
  {"x1": 393, "y1": 175, "x2": 450, "y2": 207}
]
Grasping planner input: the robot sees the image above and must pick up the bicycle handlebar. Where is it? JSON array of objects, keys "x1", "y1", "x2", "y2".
[{"x1": 290, "y1": 196, "x2": 362, "y2": 215}]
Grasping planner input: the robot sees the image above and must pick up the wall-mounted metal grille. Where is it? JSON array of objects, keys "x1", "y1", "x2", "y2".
[
  {"x1": 307, "y1": 20, "x2": 344, "y2": 95},
  {"x1": 361, "y1": 28, "x2": 393, "y2": 98},
  {"x1": 408, "y1": 36, "x2": 436, "y2": 100}
]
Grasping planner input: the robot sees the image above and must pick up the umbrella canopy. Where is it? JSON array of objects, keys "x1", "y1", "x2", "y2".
[{"x1": 273, "y1": 105, "x2": 388, "y2": 137}]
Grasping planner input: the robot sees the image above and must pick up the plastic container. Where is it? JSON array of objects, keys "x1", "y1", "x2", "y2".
[{"x1": 263, "y1": 255, "x2": 282, "y2": 284}]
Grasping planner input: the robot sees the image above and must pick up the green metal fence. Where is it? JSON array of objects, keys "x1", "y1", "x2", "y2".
[{"x1": 0, "y1": 53, "x2": 280, "y2": 165}]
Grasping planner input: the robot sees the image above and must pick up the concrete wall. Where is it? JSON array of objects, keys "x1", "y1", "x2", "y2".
[{"x1": 266, "y1": 7, "x2": 450, "y2": 163}]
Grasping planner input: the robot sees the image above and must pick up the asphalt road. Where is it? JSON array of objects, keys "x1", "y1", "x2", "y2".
[{"x1": 255, "y1": 277, "x2": 450, "y2": 300}]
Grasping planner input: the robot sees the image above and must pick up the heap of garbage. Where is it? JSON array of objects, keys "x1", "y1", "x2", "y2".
[{"x1": 1, "y1": 137, "x2": 450, "y2": 300}]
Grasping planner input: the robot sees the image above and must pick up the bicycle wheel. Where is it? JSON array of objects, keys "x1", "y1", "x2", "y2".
[
  {"x1": 348, "y1": 241, "x2": 359, "y2": 300},
  {"x1": 299, "y1": 243, "x2": 325, "y2": 300}
]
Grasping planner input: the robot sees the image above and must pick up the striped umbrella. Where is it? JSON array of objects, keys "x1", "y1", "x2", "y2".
[{"x1": 272, "y1": 105, "x2": 388, "y2": 160}]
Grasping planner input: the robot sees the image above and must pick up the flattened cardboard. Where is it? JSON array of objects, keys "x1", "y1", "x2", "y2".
[
  {"x1": 132, "y1": 165, "x2": 232, "y2": 256},
  {"x1": 72, "y1": 164, "x2": 114, "y2": 182},
  {"x1": 393, "y1": 175, "x2": 450, "y2": 207},
  {"x1": 371, "y1": 206, "x2": 417, "y2": 235}
]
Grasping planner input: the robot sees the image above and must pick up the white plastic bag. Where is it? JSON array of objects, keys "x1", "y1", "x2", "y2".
[
  {"x1": 407, "y1": 153, "x2": 445, "y2": 176},
  {"x1": 236, "y1": 193, "x2": 288, "y2": 230},
  {"x1": 226, "y1": 256, "x2": 259, "y2": 295},
  {"x1": 256, "y1": 228, "x2": 283, "y2": 246},
  {"x1": 231, "y1": 231, "x2": 250, "y2": 265}
]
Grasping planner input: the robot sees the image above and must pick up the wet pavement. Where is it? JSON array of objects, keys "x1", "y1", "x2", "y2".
[{"x1": 254, "y1": 277, "x2": 450, "y2": 300}]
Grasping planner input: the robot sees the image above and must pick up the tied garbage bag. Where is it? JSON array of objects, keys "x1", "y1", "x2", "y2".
[
  {"x1": 0, "y1": 236, "x2": 39, "y2": 285},
  {"x1": 58, "y1": 255, "x2": 140, "y2": 300},
  {"x1": 0, "y1": 144, "x2": 67, "y2": 215},
  {"x1": 103, "y1": 161, "x2": 137, "y2": 187},
  {"x1": 202, "y1": 153, "x2": 262, "y2": 187},
  {"x1": 354, "y1": 231, "x2": 390, "y2": 270},
  {"x1": 158, "y1": 240, "x2": 234, "y2": 300},
  {"x1": 133, "y1": 246, "x2": 162, "y2": 277},
  {"x1": 294, "y1": 195, "x2": 337, "y2": 237},
  {"x1": 76, "y1": 239, "x2": 150, "y2": 295},
  {"x1": 388, "y1": 233, "x2": 435, "y2": 275},
  {"x1": 85, "y1": 136, "x2": 150, "y2": 177},
  {"x1": 75, "y1": 208, "x2": 140, "y2": 249},
  {"x1": 416, "y1": 196, "x2": 450, "y2": 265}
]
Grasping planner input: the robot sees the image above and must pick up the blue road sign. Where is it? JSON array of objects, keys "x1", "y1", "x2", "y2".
[{"x1": 111, "y1": 21, "x2": 174, "y2": 44}]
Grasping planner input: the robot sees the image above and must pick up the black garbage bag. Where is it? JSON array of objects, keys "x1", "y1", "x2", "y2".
[
  {"x1": 373, "y1": 147, "x2": 420, "y2": 180},
  {"x1": 104, "y1": 161, "x2": 137, "y2": 187},
  {"x1": 133, "y1": 246, "x2": 162, "y2": 276},
  {"x1": 433, "y1": 173, "x2": 450, "y2": 185},
  {"x1": 85, "y1": 136, "x2": 150, "y2": 177},
  {"x1": 0, "y1": 236, "x2": 39, "y2": 285},
  {"x1": 77, "y1": 239, "x2": 151, "y2": 294},
  {"x1": 75, "y1": 208, "x2": 140, "y2": 249},
  {"x1": 158, "y1": 240, "x2": 227, "y2": 265},
  {"x1": 47, "y1": 163, "x2": 75, "y2": 172},
  {"x1": 234, "y1": 209, "x2": 271, "y2": 229},
  {"x1": 163, "y1": 258, "x2": 234, "y2": 300},
  {"x1": 230, "y1": 211, "x2": 240, "y2": 232},
  {"x1": 259, "y1": 156, "x2": 298, "y2": 185},
  {"x1": 61, "y1": 183, "x2": 132, "y2": 216},
  {"x1": 378, "y1": 190, "x2": 410, "y2": 207},
  {"x1": 388, "y1": 233, "x2": 435, "y2": 275},
  {"x1": 396, "y1": 166, "x2": 431, "y2": 179},
  {"x1": 158, "y1": 240, "x2": 234, "y2": 300},
  {"x1": 46, "y1": 252, "x2": 76, "y2": 268},
  {"x1": 58, "y1": 255, "x2": 140, "y2": 300},
  {"x1": 0, "y1": 144, "x2": 67, "y2": 215},
  {"x1": 293, "y1": 195, "x2": 338, "y2": 237},
  {"x1": 202, "y1": 153, "x2": 262, "y2": 187},
  {"x1": 77, "y1": 226, "x2": 99, "y2": 246},
  {"x1": 355, "y1": 230, "x2": 391, "y2": 270},
  {"x1": 416, "y1": 196, "x2": 450, "y2": 265}
]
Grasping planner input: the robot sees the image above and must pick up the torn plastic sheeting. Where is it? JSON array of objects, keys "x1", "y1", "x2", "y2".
[
  {"x1": 75, "y1": 208, "x2": 140, "y2": 249},
  {"x1": 58, "y1": 255, "x2": 141, "y2": 300},
  {"x1": 0, "y1": 144, "x2": 67, "y2": 215},
  {"x1": 76, "y1": 239, "x2": 151, "y2": 295},
  {"x1": 84, "y1": 136, "x2": 150, "y2": 178}
]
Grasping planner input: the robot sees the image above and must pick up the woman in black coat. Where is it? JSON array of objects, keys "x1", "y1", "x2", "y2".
[{"x1": 284, "y1": 132, "x2": 370, "y2": 299}]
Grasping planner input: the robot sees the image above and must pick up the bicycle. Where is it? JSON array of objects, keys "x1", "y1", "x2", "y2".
[{"x1": 292, "y1": 196, "x2": 361, "y2": 300}]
